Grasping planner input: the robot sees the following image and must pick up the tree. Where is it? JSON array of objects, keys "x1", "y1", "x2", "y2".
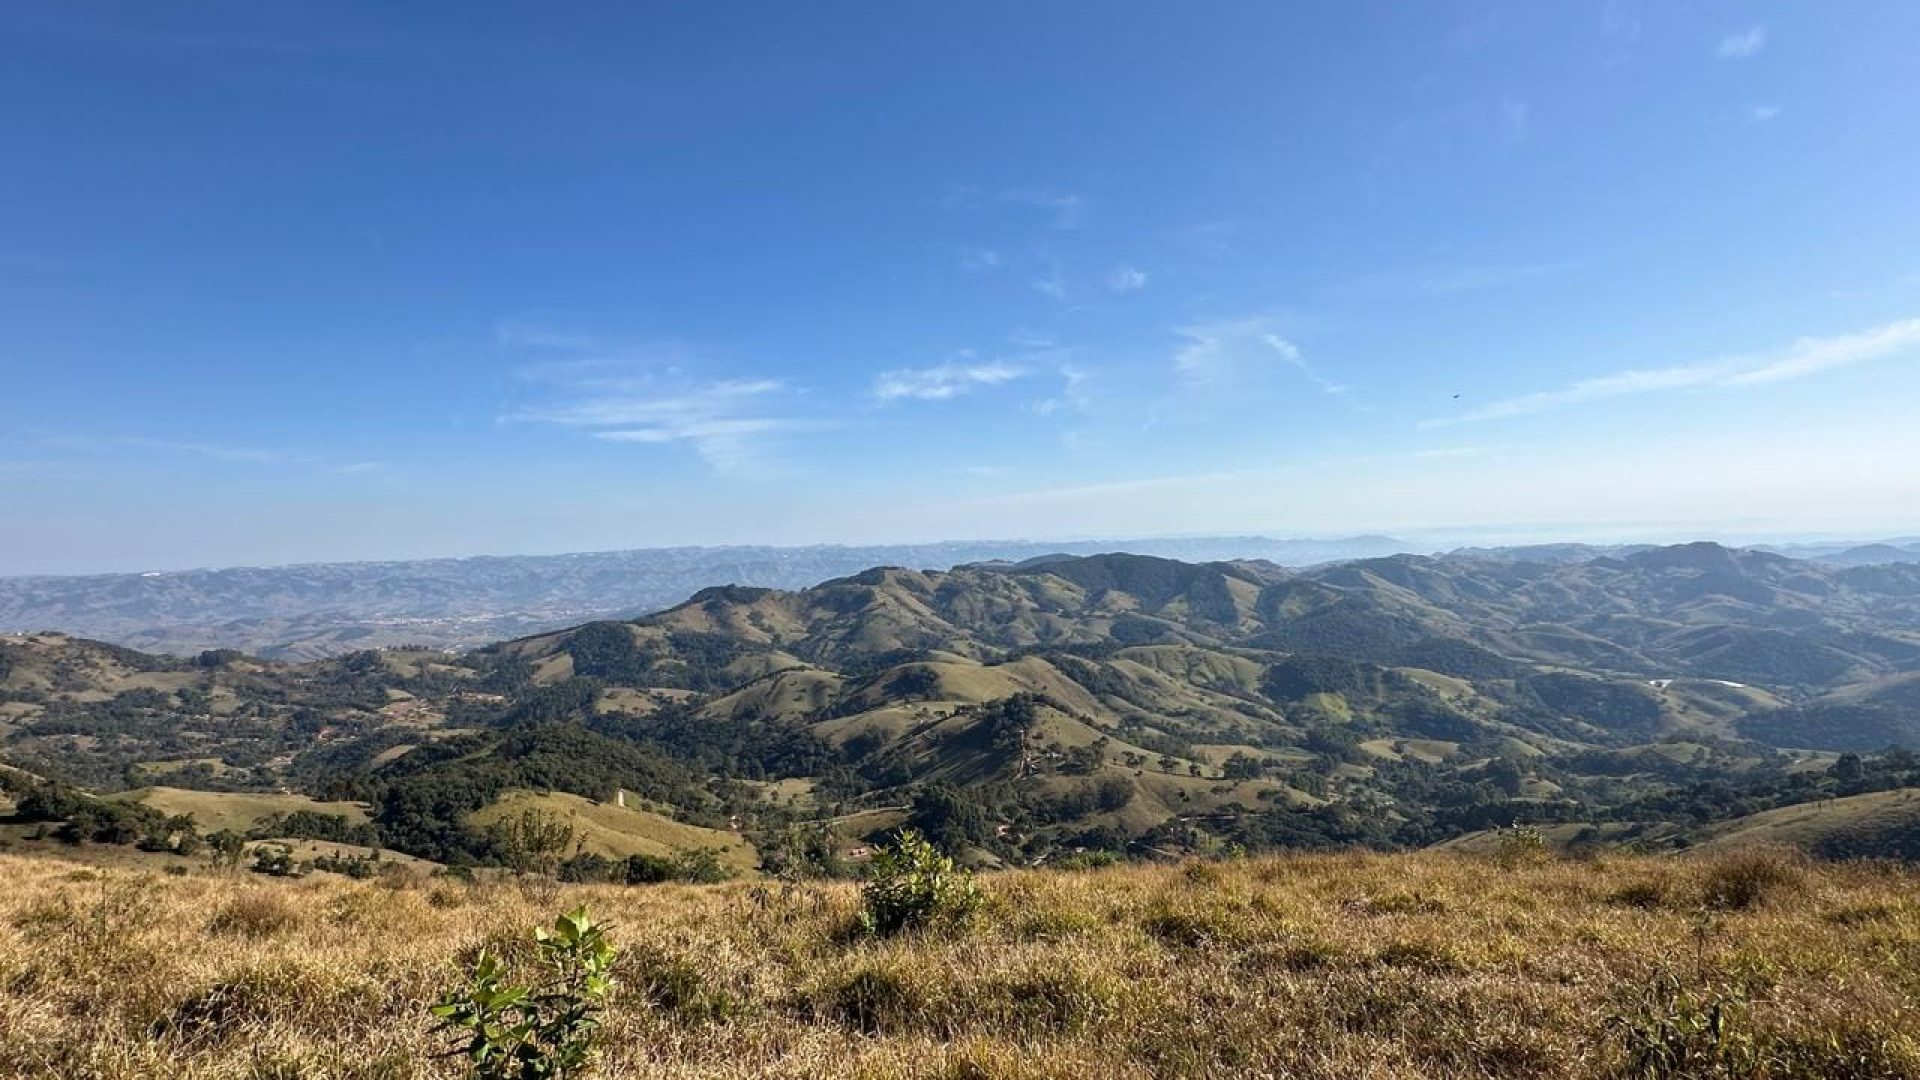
[
  {"x1": 489, "y1": 808, "x2": 580, "y2": 879},
  {"x1": 1834, "y1": 752, "x2": 1867, "y2": 790},
  {"x1": 251, "y1": 842, "x2": 296, "y2": 876},
  {"x1": 207, "y1": 829, "x2": 247, "y2": 870}
]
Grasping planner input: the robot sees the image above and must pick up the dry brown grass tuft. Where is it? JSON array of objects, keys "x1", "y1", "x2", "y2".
[
  {"x1": 207, "y1": 888, "x2": 302, "y2": 938},
  {"x1": 1696, "y1": 844, "x2": 1810, "y2": 912},
  {"x1": 0, "y1": 849, "x2": 1915, "y2": 1078}
]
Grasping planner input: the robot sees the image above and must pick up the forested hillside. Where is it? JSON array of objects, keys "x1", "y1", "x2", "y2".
[{"x1": 4, "y1": 543, "x2": 1920, "y2": 874}]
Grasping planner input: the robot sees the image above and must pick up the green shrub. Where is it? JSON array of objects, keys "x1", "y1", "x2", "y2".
[
  {"x1": 1052, "y1": 849, "x2": 1121, "y2": 871},
  {"x1": 857, "y1": 829, "x2": 980, "y2": 936},
  {"x1": 431, "y1": 907, "x2": 617, "y2": 1079},
  {"x1": 1493, "y1": 825, "x2": 1548, "y2": 867},
  {"x1": 621, "y1": 847, "x2": 733, "y2": 885},
  {"x1": 249, "y1": 842, "x2": 297, "y2": 877},
  {"x1": 673, "y1": 847, "x2": 731, "y2": 884}
]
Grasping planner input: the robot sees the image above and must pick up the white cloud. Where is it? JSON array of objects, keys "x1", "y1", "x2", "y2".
[
  {"x1": 1717, "y1": 26, "x2": 1767, "y2": 59},
  {"x1": 115, "y1": 437, "x2": 295, "y2": 464},
  {"x1": 495, "y1": 320, "x2": 597, "y2": 351},
  {"x1": 1030, "y1": 362, "x2": 1092, "y2": 417},
  {"x1": 1004, "y1": 190, "x2": 1086, "y2": 230},
  {"x1": 1748, "y1": 104, "x2": 1782, "y2": 123},
  {"x1": 1173, "y1": 318, "x2": 1349, "y2": 396},
  {"x1": 1727, "y1": 319, "x2": 1920, "y2": 385},
  {"x1": 49, "y1": 434, "x2": 372, "y2": 475},
  {"x1": 872, "y1": 359, "x2": 1030, "y2": 402},
  {"x1": 1428, "y1": 316, "x2": 1920, "y2": 425},
  {"x1": 509, "y1": 370, "x2": 811, "y2": 473},
  {"x1": 1107, "y1": 265, "x2": 1148, "y2": 293},
  {"x1": 957, "y1": 248, "x2": 1001, "y2": 272},
  {"x1": 1173, "y1": 318, "x2": 1260, "y2": 383},
  {"x1": 1600, "y1": 0, "x2": 1641, "y2": 40},
  {"x1": 1031, "y1": 269, "x2": 1067, "y2": 300}
]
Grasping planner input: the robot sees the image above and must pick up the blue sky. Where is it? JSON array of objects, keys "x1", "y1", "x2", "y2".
[{"x1": 3, "y1": 1, "x2": 1919, "y2": 574}]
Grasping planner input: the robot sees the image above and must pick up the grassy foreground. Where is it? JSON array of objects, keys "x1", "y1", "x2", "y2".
[{"x1": 2, "y1": 849, "x2": 1918, "y2": 1079}]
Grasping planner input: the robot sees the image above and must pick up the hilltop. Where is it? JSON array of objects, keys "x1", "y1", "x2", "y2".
[
  {"x1": 5, "y1": 543, "x2": 1920, "y2": 875},
  {"x1": 0, "y1": 535, "x2": 1413, "y2": 660}
]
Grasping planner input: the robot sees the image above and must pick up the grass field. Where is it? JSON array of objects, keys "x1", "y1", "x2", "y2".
[
  {"x1": 114, "y1": 787, "x2": 372, "y2": 834},
  {"x1": 469, "y1": 789, "x2": 758, "y2": 871},
  {"x1": 1694, "y1": 787, "x2": 1920, "y2": 851},
  {"x1": 1, "y1": 847, "x2": 1917, "y2": 1078}
]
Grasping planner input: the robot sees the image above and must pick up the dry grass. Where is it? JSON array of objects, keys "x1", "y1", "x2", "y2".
[{"x1": 1, "y1": 848, "x2": 1917, "y2": 1078}]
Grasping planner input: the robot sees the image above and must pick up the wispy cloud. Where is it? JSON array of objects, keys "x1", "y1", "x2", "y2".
[
  {"x1": 509, "y1": 365, "x2": 813, "y2": 473},
  {"x1": 495, "y1": 319, "x2": 597, "y2": 351},
  {"x1": 1600, "y1": 0, "x2": 1641, "y2": 41},
  {"x1": 1003, "y1": 190, "x2": 1086, "y2": 230},
  {"x1": 1748, "y1": 104, "x2": 1782, "y2": 123},
  {"x1": 1031, "y1": 265, "x2": 1068, "y2": 300},
  {"x1": 114, "y1": 437, "x2": 301, "y2": 465},
  {"x1": 1106, "y1": 265, "x2": 1148, "y2": 293},
  {"x1": 1173, "y1": 318, "x2": 1349, "y2": 396},
  {"x1": 957, "y1": 247, "x2": 1001, "y2": 272},
  {"x1": 1717, "y1": 26, "x2": 1767, "y2": 59},
  {"x1": 965, "y1": 445, "x2": 1493, "y2": 508},
  {"x1": 873, "y1": 357, "x2": 1030, "y2": 402},
  {"x1": 20, "y1": 432, "x2": 384, "y2": 475},
  {"x1": 1175, "y1": 221, "x2": 1238, "y2": 260},
  {"x1": 1030, "y1": 362, "x2": 1092, "y2": 417},
  {"x1": 1426, "y1": 316, "x2": 1920, "y2": 426}
]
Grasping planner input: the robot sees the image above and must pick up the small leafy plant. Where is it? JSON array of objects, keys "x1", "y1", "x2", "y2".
[
  {"x1": 1613, "y1": 973, "x2": 1758, "y2": 1079},
  {"x1": 431, "y1": 907, "x2": 617, "y2": 1079},
  {"x1": 1492, "y1": 824, "x2": 1548, "y2": 868},
  {"x1": 858, "y1": 829, "x2": 981, "y2": 936}
]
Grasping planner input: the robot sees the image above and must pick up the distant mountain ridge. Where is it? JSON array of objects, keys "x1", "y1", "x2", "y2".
[
  {"x1": 0, "y1": 536, "x2": 1415, "y2": 659},
  {"x1": 5, "y1": 533, "x2": 1918, "y2": 661}
]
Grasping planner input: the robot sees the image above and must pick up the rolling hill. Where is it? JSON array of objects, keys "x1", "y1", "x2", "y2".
[
  {"x1": 0, "y1": 535, "x2": 1413, "y2": 659},
  {"x1": 4, "y1": 542, "x2": 1920, "y2": 874}
]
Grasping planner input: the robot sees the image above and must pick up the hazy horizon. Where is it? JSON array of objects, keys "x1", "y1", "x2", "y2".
[{"x1": 7, "y1": 524, "x2": 1919, "y2": 581}]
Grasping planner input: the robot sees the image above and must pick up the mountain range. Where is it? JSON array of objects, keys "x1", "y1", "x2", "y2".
[
  {"x1": 5, "y1": 541, "x2": 1920, "y2": 871},
  {"x1": 0, "y1": 536, "x2": 1415, "y2": 660},
  {"x1": 8, "y1": 536, "x2": 1918, "y2": 665}
]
